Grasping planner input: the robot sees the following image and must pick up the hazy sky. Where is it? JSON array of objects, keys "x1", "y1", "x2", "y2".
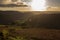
[
  {"x1": 0, "y1": 0, "x2": 60, "y2": 7},
  {"x1": 46, "y1": 0, "x2": 60, "y2": 7}
]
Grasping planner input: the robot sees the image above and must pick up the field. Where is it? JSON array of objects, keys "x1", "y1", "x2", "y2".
[{"x1": 0, "y1": 26, "x2": 60, "y2": 40}]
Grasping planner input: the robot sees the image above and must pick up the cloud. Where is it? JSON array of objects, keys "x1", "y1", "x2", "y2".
[{"x1": 46, "y1": 0, "x2": 60, "y2": 7}]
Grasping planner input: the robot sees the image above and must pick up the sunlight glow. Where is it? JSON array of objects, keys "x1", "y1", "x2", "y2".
[{"x1": 31, "y1": 0, "x2": 47, "y2": 11}]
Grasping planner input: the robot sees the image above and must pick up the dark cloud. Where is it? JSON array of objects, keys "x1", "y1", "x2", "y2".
[
  {"x1": 11, "y1": 0, "x2": 18, "y2": 2},
  {"x1": 0, "y1": 0, "x2": 60, "y2": 7}
]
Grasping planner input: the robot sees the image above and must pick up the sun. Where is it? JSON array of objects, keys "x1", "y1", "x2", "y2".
[{"x1": 31, "y1": 0, "x2": 46, "y2": 11}]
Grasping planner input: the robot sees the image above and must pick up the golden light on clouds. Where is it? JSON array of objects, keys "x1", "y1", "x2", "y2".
[
  {"x1": 2, "y1": 0, "x2": 11, "y2": 4},
  {"x1": 31, "y1": 0, "x2": 47, "y2": 11}
]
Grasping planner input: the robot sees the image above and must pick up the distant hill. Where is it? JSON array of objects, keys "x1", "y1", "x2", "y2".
[
  {"x1": 0, "y1": 11, "x2": 33, "y2": 25},
  {"x1": 26, "y1": 11, "x2": 60, "y2": 29},
  {"x1": 0, "y1": 11, "x2": 60, "y2": 29}
]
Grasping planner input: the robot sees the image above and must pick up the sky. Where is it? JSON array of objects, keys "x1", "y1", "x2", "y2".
[
  {"x1": 46, "y1": 0, "x2": 60, "y2": 7},
  {"x1": 0, "y1": 0, "x2": 60, "y2": 7}
]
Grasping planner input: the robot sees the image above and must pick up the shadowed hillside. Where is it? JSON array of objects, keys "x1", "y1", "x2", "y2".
[
  {"x1": 0, "y1": 11, "x2": 60, "y2": 29},
  {"x1": 26, "y1": 11, "x2": 60, "y2": 29},
  {"x1": 0, "y1": 11, "x2": 60, "y2": 40},
  {"x1": 0, "y1": 11, "x2": 33, "y2": 25}
]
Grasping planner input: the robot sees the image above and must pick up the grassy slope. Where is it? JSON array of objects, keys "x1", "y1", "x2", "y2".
[{"x1": 0, "y1": 26, "x2": 60, "y2": 40}]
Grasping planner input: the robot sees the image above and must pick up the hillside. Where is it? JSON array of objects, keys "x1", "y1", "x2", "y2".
[
  {"x1": 0, "y1": 11, "x2": 60, "y2": 29},
  {"x1": 26, "y1": 11, "x2": 60, "y2": 29},
  {"x1": 0, "y1": 11, "x2": 33, "y2": 25},
  {"x1": 0, "y1": 11, "x2": 60, "y2": 40}
]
